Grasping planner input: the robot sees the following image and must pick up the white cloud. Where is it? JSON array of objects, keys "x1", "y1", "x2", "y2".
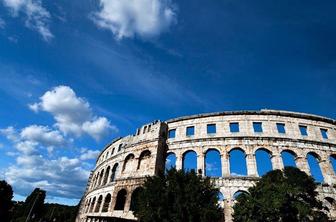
[
  {"x1": 0, "y1": 126, "x2": 19, "y2": 142},
  {"x1": 5, "y1": 154, "x2": 90, "y2": 199},
  {"x1": 21, "y1": 125, "x2": 66, "y2": 147},
  {"x1": 15, "y1": 140, "x2": 38, "y2": 155},
  {"x1": 29, "y1": 85, "x2": 116, "y2": 140},
  {"x1": 82, "y1": 117, "x2": 116, "y2": 140},
  {"x1": 2, "y1": 0, "x2": 53, "y2": 41},
  {"x1": 92, "y1": 0, "x2": 176, "y2": 39},
  {"x1": 80, "y1": 149, "x2": 100, "y2": 160}
]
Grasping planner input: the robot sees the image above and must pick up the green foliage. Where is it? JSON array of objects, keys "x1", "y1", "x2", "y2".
[
  {"x1": 11, "y1": 187, "x2": 78, "y2": 222},
  {"x1": 133, "y1": 168, "x2": 223, "y2": 222},
  {"x1": 0, "y1": 180, "x2": 14, "y2": 222},
  {"x1": 233, "y1": 167, "x2": 329, "y2": 222}
]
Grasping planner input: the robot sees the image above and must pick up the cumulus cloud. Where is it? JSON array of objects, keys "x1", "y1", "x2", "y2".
[
  {"x1": 0, "y1": 126, "x2": 19, "y2": 142},
  {"x1": 21, "y1": 125, "x2": 66, "y2": 147},
  {"x1": 2, "y1": 0, "x2": 53, "y2": 41},
  {"x1": 1, "y1": 125, "x2": 66, "y2": 154},
  {"x1": 29, "y1": 85, "x2": 117, "y2": 140},
  {"x1": 91, "y1": 0, "x2": 176, "y2": 39},
  {"x1": 80, "y1": 149, "x2": 100, "y2": 160},
  {"x1": 5, "y1": 154, "x2": 90, "y2": 199},
  {"x1": 0, "y1": 85, "x2": 119, "y2": 202}
]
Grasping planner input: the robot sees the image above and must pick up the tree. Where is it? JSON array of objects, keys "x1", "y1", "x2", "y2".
[
  {"x1": 133, "y1": 168, "x2": 223, "y2": 222},
  {"x1": 0, "y1": 180, "x2": 14, "y2": 222},
  {"x1": 233, "y1": 167, "x2": 329, "y2": 222},
  {"x1": 23, "y1": 188, "x2": 46, "y2": 221}
]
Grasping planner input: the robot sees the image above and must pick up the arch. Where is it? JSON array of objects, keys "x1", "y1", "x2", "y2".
[
  {"x1": 93, "y1": 173, "x2": 99, "y2": 188},
  {"x1": 103, "y1": 166, "x2": 110, "y2": 185},
  {"x1": 114, "y1": 189, "x2": 127, "y2": 210},
  {"x1": 90, "y1": 176, "x2": 96, "y2": 189},
  {"x1": 205, "y1": 149, "x2": 222, "y2": 177},
  {"x1": 110, "y1": 163, "x2": 118, "y2": 182},
  {"x1": 233, "y1": 190, "x2": 249, "y2": 200},
  {"x1": 165, "y1": 152, "x2": 176, "y2": 171},
  {"x1": 138, "y1": 150, "x2": 151, "y2": 170},
  {"x1": 281, "y1": 150, "x2": 297, "y2": 167},
  {"x1": 123, "y1": 154, "x2": 135, "y2": 172},
  {"x1": 325, "y1": 197, "x2": 336, "y2": 209},
  {"x1": 89, "y1": 197, "x2": 96, "y2": 212},
  {"x1": 330, "y1": 154, "x2": 336, "y2": 174},
  {"x1": 85, "y1": 199, "x2": 91, "y2": 213},
  {"x1": 130, "y1": 187, "x2": 144, "y2": 211},
  {"x1": 229, "y1": 148, "x2": 247, "y2": 176},
  {"x1": 217, "y1": 191, "x2": 225, "y2": 201},
  {"x1": 255, "y1": 148, "x2": 273, "y2": 176},
  {"x1": 95, "y1": 195, "x2": 103, "y2": 212},
  {"x1": 102, "y1": 194, "x2": 111, "y2": 212},
  {"x1": 306, "y1": 152, "x2": 324, "y2": 183},
  {"x1": 182, "y1": 150, "x2": 197, "y2": 172},
  {"x1": 98, "y1": 169, "x2": 104, "y2": 186}
]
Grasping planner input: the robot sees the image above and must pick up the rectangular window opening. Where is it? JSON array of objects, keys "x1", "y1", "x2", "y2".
[
  {"x1": 321, "y1": 128, "x2": 328, "y2": 139},
  {"x1": 299, "y1": 125, "x2": 308, "y2": 136},
  {"x1": 168, "y1": 129, "x2": 176, "y2": 139},
  {"x1": 207, "y1": 124, "x2": 216, "y2": 134},
  {"x1": 230, "y1": 122, "x2": 239, "y2": 133},
  {"x1": 276, "y1": 123, "x2": 286, "y2": 134},
  {"x1": 186, "y1": 126, "x2": 195, "y2": 136},
  {"x1": 253, "y1": 122, "x2": 263, "y2": 133}
]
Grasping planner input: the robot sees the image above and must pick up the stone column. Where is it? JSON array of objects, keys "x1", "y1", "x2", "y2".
[
  {"x1": 271, "y1": 153, "x2": 283, "y2": 170},
  {"x1": 176, "y1": 152, "x2": 183, "y2": 170},
  {"x1": 246, "y1": 153, "x2": 257, "y2": 176},
  {"x1": 124, "y1": 190, "x2": 132, "y2": 212},
  {"x1": 319, "y1": 155, "x2": 334, "y2": 184},
  {"x1": 296, "y1": 155, "x2": 310, "y2": 175},
  {"x1": 197, "y1": 152, "x2": 205, "y2": 176},
  {"x1": 222, "y1": 153, "x2": 230, "y2": 177}
]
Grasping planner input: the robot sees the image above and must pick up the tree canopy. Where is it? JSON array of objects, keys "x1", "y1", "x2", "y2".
[
  {"x1": 133, "y1": 168, "x2": 223, "y2": 222},
  {"x1": 0, "y1": 180, "x2": 14, "y2": 222},
  {"x1": 233, "y1": 167, "x2": 329, "y2": 222}
]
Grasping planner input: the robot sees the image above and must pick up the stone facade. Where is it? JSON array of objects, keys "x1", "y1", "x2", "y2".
[{"x1": 76, "y1": 110, "x2": 336, "y2": 222}]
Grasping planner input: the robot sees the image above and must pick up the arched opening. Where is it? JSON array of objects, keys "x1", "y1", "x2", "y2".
[
  {"x1": 98, "y1": 169, "x2": 104, "y2": 186},
  {"x1": 90, "y1": 176, "x2": 96, "y2": 189},
  {"x1": 110, "y1": 163, "x2": 118, "y2": 182},
  {"x1": 233, "y1": 190, "x2": 248, "y2": 200},
  {"x1": 165, "y1": 152, "x2": 176, "y2": 171},
  {"x1": 95, "y1": 195, "x2": 103, "y2": 212},
  {"x1": 182, "y1": 150, "x2": 197, "y2": 172},
  {"x1": 330, "y1": 155, "x2": 336, "y2": 175},
  {"x1": 94, "y1": 173, "x2": 99, "y2": 188},
  {"x1": 89, "y1": 197, "x2": 96, "y2": 212},
  {"x1": 103, "y1": 166, "x2": 110, "y2": 185},
  {"x1": 138, "y1": 150, "x2": 151, "y2": 170},
  {"x1": 307, "y1": 152, "x2": 324, "y2": 183},
  {"x1": 325, "y1": 197, "x2": 336, "y2": 213},
  {"x1": 130, "y1": 187, "x2": 144, "y2": 211},
  {"x1": 255, "y1": 148, "x2": 273, "y2": 176},
  {"x1": 205, "y1": 149, "x2": 222, "y2": 177},
  {"x1": 229, "y1": 148, "x2": 247, "y2": 176},
  {"x1": 123, "y1": 154, "x2": 135, "y2": 172},
  {"x1": 102, "y1": 194, "x2": 111, "y2": 212},
  {"x1": 114, "y1": 189, "x2": 127, "y2": 210},
  {"x1": 85, "y1": 199, "x2": 91, "y2": 213},
  {"x1": 281, "y1": 150, "x2": 297, "y2": 167}
]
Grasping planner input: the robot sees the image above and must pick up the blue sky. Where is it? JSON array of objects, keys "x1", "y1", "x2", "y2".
[{"x1": 0, "y1": 0, "x2": 336, "y2": 205}]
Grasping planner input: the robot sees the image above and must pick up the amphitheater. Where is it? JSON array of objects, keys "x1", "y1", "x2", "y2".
[{"x1": 76, "y1": 109, "x2": 336, "y2": 222}]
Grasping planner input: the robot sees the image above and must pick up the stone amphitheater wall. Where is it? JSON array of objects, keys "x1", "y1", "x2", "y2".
[{"x1": 76, "y1": 110, "x2": 336, "y2": 222}]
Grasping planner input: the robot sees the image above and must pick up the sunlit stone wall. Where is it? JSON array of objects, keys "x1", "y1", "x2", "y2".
[{"x1": 76, "y1": 110, "x2": 336, "y2": 222}]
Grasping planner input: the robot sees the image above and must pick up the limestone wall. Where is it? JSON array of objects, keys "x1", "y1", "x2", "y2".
[{"x1": 76, "y1": 110, "x2": 336, "y2": 222}]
